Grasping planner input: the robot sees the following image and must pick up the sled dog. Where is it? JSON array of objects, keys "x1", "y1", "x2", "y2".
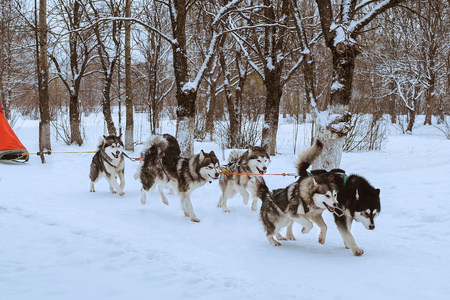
[
  {"x1": 133, "y1": 133, "x2": 181, "y2": 181},
  {"x1": 257, "y1": 140, "x2": 339, "y2": 246},
  {"x1": 305, "y1": 168, "x2": 381, "y2": 256},
  {"x1": 89, "y1": 135, "x2": 125, "y2": 196},
  {"x1": 217, "y1": 146, "x2": 271, "y2": 212},
  {"x1": 331, "y1": 170, "x2": 381, "y2": 256},
  {"x1": 138, "y1": 134, "x2": 221, "y2": 222}
]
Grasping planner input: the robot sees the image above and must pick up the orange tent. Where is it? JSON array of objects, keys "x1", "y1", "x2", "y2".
[{"x1": 0, "y1": 103, "x2": 29, "y2": 162}]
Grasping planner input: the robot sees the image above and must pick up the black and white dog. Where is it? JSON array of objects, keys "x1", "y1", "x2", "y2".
[
  {"x1": 218, "y1": 147, "x2": 271, "y2": 212},
  {"x1": 89, "y1": 135, "x2": 125, "y2": 196},
  {"x1": 309, "y1": 169, "x2": 381, "y2": 256},
  {"x1": 256, "y1": 140, "x2": 339, "y2": 246},
  {"x1": 137, "y1": 134, "x2": 221, "y2": 222}
]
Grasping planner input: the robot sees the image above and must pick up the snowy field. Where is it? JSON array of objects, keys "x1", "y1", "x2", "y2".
[{"x1": 1, "y1": 113, "x2": 450, "y2": 300}]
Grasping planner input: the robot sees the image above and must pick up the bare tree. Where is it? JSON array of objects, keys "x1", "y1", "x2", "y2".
[
  {"x1": 313, "y1": 0, "x2": 405, "y2": 169},
  {"x1": 38, "y1": 0, "x2": 51, "y2": 163},
  {"x1": 134, "y1": 0, "x2": 174, "y2": 134},
  {"x1": 49, "y1": 0, "x2": 98, "y2": 145},
  {"x1": 233, "y1": 0, "x2": 303, "y2": 155},
  {"x1": 88, "y1": 0, "x2": 125, "y2": 136},
  {"x1": 168, "y1": 0, "x2": 242, "y2": 156}
]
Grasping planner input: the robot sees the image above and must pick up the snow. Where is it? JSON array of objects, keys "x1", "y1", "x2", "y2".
[{"x1": 1, "y1": 113, "x2": 450, "y2": 300}]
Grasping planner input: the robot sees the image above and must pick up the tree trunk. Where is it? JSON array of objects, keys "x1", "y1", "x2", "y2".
[
  {"x1": 406, "y1": 107, "x2": 416, "y2": 133},
  {"x1": 0, "y1": 74, "x2": 9, "y2": 119},
  {"x1": 102, "y1": 80, "x2": 116, "y2": 135},
  {"x1": 262, "y1": 70, "x2": 282, "y2": 155},
  {"x1": 424, "y1": 72, "x2": 436, "y2": 125},
  {"x1": 69, "y1": 93, "x2": 83, "y2": 145},
  {"x1": 205, "y1": 79, "x2": 216, "y2": 139},
  {"x1": 124, "y1": 0, "x2": 133, "y2": 150},
  {"x1": 170, "y1": 0, "x2": 195, "y2": 156},
  {"x1": 388, "y1": 81, "x2": 397, "y2": 123},
  {"x1": 219, "y1": 47, "x2": 238, "y2": 148},
  {"x1": 38, "y1": 0, "x2": 51, "y2": 160}
]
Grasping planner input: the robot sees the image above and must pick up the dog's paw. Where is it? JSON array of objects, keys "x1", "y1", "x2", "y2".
[
  {"x1": 90, "y1": 189, "x2": 95, "y2": 192},
  {"x1": 286, "y1": 233, "x2": 296, "y2": 241},
  {"x1": 352, "y1": 248, "x2": 364, "y2": 256},
  {"x1": 222, "y1": 207, "x2": 231, "y2": 213},
  {"x1": 118, "y1": 192, "x2": 125, "y2": 196},
  {"x1": 162, "y1": 199, "x2": 169, "y2": 205},
  {"x1": 318, "y1": 237, "x2": 326, "y2": 244},
  {"x1": 276, "y1": 234, "x2": 287, "y2": 241},
  {"x1": 190, "y1": 217, "x2": 200, "y2": 222},
  {"x1": 141, "y1": 199, "x2": 146, "y2": 205},
  {"x1": 272, "y1": 241, "x2": 282, "y2": 246},
  {"x1": 302, "y1": 226, "x2": 312, "y2": 234},
  {"x1": 111, "y1": 190, "x2": 117, "y2": 194}
]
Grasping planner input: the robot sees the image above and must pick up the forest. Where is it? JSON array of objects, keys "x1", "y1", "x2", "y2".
[{"x1": 1, "y1": 0, "x2": 449, "y2": 165}]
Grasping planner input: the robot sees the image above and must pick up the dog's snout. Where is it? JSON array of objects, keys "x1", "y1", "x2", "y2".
[
  {"x1": 333, "y1": 203, "x2": 338, "y2": 207},
  {"x1": 369, "y1": 225, "x2": 375, "y2": 230},
  {"x1": 215, "y1": 172, "x2": 219, "y2": 178},
  {"x1": 263, "y1": 167, "x2": 267, "y2": 170}
]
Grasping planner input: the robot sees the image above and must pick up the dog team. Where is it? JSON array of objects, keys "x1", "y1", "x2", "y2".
[{"x1": 89, "y1": 133, "x2": 381, "y2": 256}]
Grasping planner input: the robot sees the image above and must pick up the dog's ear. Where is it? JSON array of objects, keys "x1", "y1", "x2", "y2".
[
  {"x1": 355, "y1": 189, "x2": 360, "y2": 200},
  {"x1": 328, "y1": 174, "x2": 334, "y2": 182},
  {"x1": 118, "y1": 133, "x2": 122, "y2": 139},
  {"x1": 199, "y1": 150, "x2": 205, "y2": 160},
  {"x1": 376, "y1": 188, "x2": 380, "y2": 196},
  {"x1": 209, "y1": 150, "x2": 216, "y2": 157}
]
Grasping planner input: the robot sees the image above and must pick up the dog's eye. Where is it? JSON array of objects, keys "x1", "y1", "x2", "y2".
[
  {"x1": 257, "y1": 159, "x2": 261, "y2": 163},
  {"x1": 326, "y1": 194, "x2": 330, "y2": 198}
]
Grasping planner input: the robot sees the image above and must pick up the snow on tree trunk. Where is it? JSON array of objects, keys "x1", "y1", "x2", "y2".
[
  {"x1": 312, "y1": 106, "x2": 351, "y2": 170},
  {"x1": 176, "y1": 115, "x2": 194, "y2": 157}
]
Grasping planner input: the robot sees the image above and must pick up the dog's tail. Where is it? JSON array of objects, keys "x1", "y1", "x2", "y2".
[
  {"x1": 296, "y1": 139, "x2": 324, "y2": 177},
  {"x1": 134, "y1": 135, "x2": 169, "y2": 180},
  {"x1": 142, "y1": 135, "x2": 170, "y2": 159}
]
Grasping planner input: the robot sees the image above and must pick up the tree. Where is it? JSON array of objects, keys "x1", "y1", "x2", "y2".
[
  {"x1": 234, "y1": 0, "x2": 303, "y2": 155},
  {"x1": 168, "y1": 0, "x2": 242, "y2": 156},
  {"x1": 88, "y1": 0, "x2": 125, "y2": 136},
  {"x1": 50, "y1": 0, "x2": 97, "y2": 145},
  {"x1": 312, "y1": 0, "x2": 405, "y2": 169},
  {"x1": 124, "y1": 0, "x2": 133, "y2": 150},
  {"x1": 134, "y1": 0, "x2": 173, "y2": 134},
  {"x1": 38, "y1": 0, "x2": 51, "y2": 163}
]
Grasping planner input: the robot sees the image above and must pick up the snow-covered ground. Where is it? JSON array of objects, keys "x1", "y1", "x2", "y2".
[{"x1": 1, "y1": 113, "x2": 450, "y2": 300}]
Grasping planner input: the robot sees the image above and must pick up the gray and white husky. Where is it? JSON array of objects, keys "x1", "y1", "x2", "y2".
[
  {"x1": 256, "y1": 140, "x2": 339, "y2": 246},
  {"x1": 89, "y1": 135, "x2": 125, "y2": 196},
  {"x1": 217, "y1": 146, "x2": 271, "y2": 212},
  {"x1": 138, "y1": 134, "x2": 221, "y2": 222}
]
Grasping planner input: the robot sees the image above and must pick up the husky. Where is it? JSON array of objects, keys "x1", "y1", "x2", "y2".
[
  {"x1": 330, "y1": 170, "x2": 381, "y2": 256},
  {"x1": 256, "y1": 140, "x2": 339, "y2": 246},
  {"x1": 217, "y1": 146, "x2": 271, "y2": 212},
  {"x1": 89, "y1": 135, "x2": 125, "y2": 196},
  {"x1": 138, "y1": 134, "x2": 221, "y2": 222},
  {"x1": 133, "y1": 133, "x2": 181, "y2": 181}
]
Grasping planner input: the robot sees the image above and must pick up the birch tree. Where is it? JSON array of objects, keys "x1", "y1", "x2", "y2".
[{"x1": 38, "y1": 0, "x2": 51, "y2": 163}]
